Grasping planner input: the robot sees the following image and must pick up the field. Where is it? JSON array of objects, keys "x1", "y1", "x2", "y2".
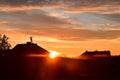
[{"x1": 0, "y1": 56, "x2": 120, "y2": 80}]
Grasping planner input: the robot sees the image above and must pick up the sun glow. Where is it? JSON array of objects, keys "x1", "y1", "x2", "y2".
[{"x1": 49, "y1": 50, "x2": 60, "y2": 59}]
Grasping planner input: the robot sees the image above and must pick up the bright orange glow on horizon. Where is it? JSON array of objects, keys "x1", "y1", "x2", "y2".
[{"x1": 49, "y1": 50, "x2": 60, "y2": 59}]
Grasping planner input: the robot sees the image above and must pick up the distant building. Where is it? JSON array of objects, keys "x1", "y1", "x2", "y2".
[
  {"x1": 81, "y1": 50, "x2": 111, "y2": 57},
  {"x1": 12, "y1": 42, "x2": 50, "y2": 56}
]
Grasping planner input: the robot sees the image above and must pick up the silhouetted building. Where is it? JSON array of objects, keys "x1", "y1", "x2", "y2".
[
  {"x1": 81, "y1": 50, "x2": 111, "y2": 57},
  {"x1": 12, "y1": 42, "x2": 50, "y2": 56}
]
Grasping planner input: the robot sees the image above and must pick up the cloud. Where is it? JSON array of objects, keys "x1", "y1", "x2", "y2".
[
  {"x1": 4, "y1": 24, "x2": 120, "y2": 42},
  {"x1": 0, "y1": 9, "x2": 120, "y2": 42},
  {"x1": 91, "y1": 23, "x2": 120, "y2": 30},
  {"x1": 96, "y1": 13, "x2": 120, "y2": 22},
  {"x1": 53, "y1": 29, "x2": 120, "y2": 41},
  {"x1": 30, "y1": 28, "x2": 120, "y2": 41},
  {"x1": 63, "y1": 0, "x2": 120, "y2": 14},
  {"x1": 0, "y1": 20, "x2": 8, "y2": 24},
  {"x1": 0, "y1": 0, "x2": 119, "y2": 42},
  {"x1": 67, "y1": 5, "x2": 120, "y2": 14},
  {"x1": 0, "y1": 6, "x2": 41, "y2": 12},
  {"x1": 0, "y1": 0, "x2": 119, "y2": 14}
]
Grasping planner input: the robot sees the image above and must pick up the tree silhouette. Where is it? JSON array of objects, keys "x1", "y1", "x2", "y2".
[{"x1": 0, "y1": 34, "x2": 11, "y2": 54}]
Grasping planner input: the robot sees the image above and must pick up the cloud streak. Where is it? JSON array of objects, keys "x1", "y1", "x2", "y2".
[
  {"x1": 0, "y1": 7, "x2": 120, "y2": 41},
  {"x1": 0, "y1": 0, "x2": 120, "y2": 14}
]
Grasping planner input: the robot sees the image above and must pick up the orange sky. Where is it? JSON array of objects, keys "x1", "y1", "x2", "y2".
[{"x1": 0, "y1": 0, "x2": 120, "y2": 56}]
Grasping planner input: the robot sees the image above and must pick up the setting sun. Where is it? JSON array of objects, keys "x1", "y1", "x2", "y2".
[{"x1": 49, "y1": 50, "x2": 60, "y2": 59}]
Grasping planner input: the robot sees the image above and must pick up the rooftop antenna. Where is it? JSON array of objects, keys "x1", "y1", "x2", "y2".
[{"x1": 30, "y1": 36, "x2": 33, "y2": 43}]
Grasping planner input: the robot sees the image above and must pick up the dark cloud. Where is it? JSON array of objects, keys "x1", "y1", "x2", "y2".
[
  {"x1": 0, "y1": 10, "x2": 74, "y2": 28},
  {"x1": 97, "y1": 14, "x2": 120, "y2": 22},
  {"x1": 0, "y1": 0, "x2": 119, "y2": 15},
  {"x1": 0, "y1": 0, "x2": 120, "y2": 7}
]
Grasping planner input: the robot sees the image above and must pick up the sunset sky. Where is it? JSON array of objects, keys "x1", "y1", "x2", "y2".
[{"x1": 0, "y1": 0, "x2": 120, "y2": 56}]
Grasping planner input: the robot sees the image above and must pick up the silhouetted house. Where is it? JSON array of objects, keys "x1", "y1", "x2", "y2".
[
  {"x1": 81, "y1": 50, "x2": 111, "y2": 57},
  {"x1": 12, "y1": 42, "x2": 50, "y2": 56}
]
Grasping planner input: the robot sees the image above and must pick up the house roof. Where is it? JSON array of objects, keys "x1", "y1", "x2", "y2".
[
  {"x1": 81, "y1": 50, "x2": 111, "y2": 56},
  {"x1": 12, "y1": 42, "x2": 50, "y2": 56}
]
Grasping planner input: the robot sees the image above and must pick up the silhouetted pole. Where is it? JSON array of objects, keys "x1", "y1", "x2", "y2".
[{"x1": 30, "y1": 36, "x2": 33, "y2": 43}]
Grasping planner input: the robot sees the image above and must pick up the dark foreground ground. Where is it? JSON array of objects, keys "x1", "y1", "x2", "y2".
[{"x1": 0, "y1": 55, "x2": 120, "y2": 80}]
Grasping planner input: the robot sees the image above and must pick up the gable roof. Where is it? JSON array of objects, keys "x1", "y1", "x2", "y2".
[
  {"x1": 81, "y1": 50, "x2": 111, "y2": 56},
  {"x1": 12, "y1": 42, "x2": 49, "y2": 56}
]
